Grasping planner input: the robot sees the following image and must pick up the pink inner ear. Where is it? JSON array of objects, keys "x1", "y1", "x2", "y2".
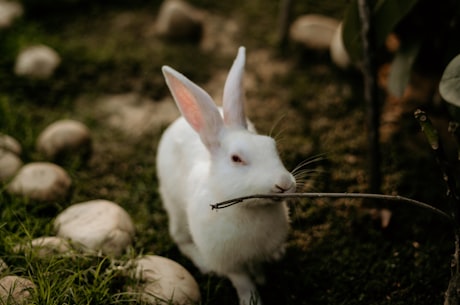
[{"x1": 169, "y1": 76, "x2": 204, "y2": 132}]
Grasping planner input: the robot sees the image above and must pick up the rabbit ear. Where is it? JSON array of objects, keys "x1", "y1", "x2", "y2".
[
  {"x1": 223, "y1": 46, "x2": 247, "y2": 129},
  {"x1": 162, "y1": 66, "x2": 223, "y2": 151}
]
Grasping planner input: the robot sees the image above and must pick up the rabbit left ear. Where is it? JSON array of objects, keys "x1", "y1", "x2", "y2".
[{"x1": 223, "y1": 47, "x2": 247, "y2": 129}]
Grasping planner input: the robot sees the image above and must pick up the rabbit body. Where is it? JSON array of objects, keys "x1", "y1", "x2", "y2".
[{"x1": 157, "y1": 47, "x2": 296, "y2": 305}]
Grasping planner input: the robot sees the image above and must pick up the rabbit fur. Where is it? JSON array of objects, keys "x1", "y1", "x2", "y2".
[{"x1": 156, "y1": 46, "x2": 296, "y2": 305}]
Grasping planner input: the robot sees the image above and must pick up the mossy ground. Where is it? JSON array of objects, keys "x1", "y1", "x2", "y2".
[{"x1": 0, "y1": 1, "x2": 455, "y2": 304}]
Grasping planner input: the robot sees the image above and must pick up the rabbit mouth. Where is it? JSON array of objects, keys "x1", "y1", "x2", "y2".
[{"x1": 273, "y1": 183, "x2": 296, "y2": 194}]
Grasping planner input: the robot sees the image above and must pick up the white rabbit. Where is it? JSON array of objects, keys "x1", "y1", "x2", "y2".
[{"x1": 156, "y1": 46, "x2": 296, "y2": 305}]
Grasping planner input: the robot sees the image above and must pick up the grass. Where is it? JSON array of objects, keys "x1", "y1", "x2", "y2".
[{"x1": 0, "y1": 0, "x2": 456, "y2": 304}]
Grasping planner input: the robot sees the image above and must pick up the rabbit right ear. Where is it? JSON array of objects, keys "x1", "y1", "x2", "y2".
[{"x1": 162, "y1": 66, "x2": 224, "y2": 151}]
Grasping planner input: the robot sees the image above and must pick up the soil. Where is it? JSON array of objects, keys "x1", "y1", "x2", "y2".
[{"x1": 0, "y1": 1, "x2": 456, "y2": 304}]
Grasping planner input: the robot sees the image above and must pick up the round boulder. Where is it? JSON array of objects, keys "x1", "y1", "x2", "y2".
[
  {"x1": 36, "y1": 119, "x2": 92, "y2": 162},
  {"x1": 54, "y1": 200, "x2": 135, "y2": 256},
  {"x1": 155, "y1": 0, "x2": 204, "y2": 42},
  {"x1": 14, "y1": 45, "x2": 61, "y2": 79},
  {"x1": 131, "y1": 255, "x2": 201, "y2": 305},
  {"x1": 8, "y1": 162, "x2": 71, "y2": 201},
  {"x1": 290, "y1": 14, "x2": 340, "y2": 51},
  {"x1": 0, "y1": 275, "x2": 35, "y2": 305}
]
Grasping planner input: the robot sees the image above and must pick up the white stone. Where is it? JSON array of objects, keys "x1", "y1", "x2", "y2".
[
  {"x1": 0, "y1": 275, "x2": 35, "y2": 305},
  {"x1": 330, "y1": 22, "x2": 352, "y2": 69},
  {"x1": 290, "y1": 14, "x2": 340, "y2": 50},
  {"x1": 0, "y1": 150, "x2": 22, "y2": 182},
  {"x1": 14, "y1": 236, "x2": 72, "y2": 258},
  {"x1": 0, "y1": 134, "x2": 22, "y2": 156},
  {"x1": 7, "y1": 162, "x2": 71, "y2": 201},
  {"x1": 14, "y1": 45, "x2": 61, "y2": 79},
  {"x1": 132, "y1": 255, "x2": 201, "y2": 305},
  {"x1": 93, "y1": 93, "x2": 179, "y2": 137},
  {"x1": 36, "y1": 119, "x2": 92, "y2": 161},
  {"x1": 54, "y1": 200, "x2": 135, "y2": 256},
  {"x1": 0, "y1": 259, "x2": 7, "y2": 274},
  {"x1": 155, "y1": 0, "x2": 204, "y2": 41},
  {"x1": 0, "y1": 0, "x2": 23, "y2": 29}
]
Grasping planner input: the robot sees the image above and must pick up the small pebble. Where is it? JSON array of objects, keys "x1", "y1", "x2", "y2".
[
  {"x1": 0, "y1": 0, "x2": 23, "y2": 29},
  {"x1": 36, "y1": 119, "x2": 92, "y2": 162},
  {"x1": 290, "y1": 14, "x2": 340, "y2": 50},
  {"x1": 0, "y1": 150, "x2": 22, "y2": 182},
  {"x1": 54, "y1": 200, "x2": 135, "y2": 256},
  {"x1": 131, "y1": 255, "x2": 201, "y2": 305},
  {"x1": 0, "y1": 275, "x2": 35, "y2": 305},
  {"x1": 14, "y1": 45, "x2": 61, "y2": 79},
  {"x1": 0, "y1": 259, "x2": 7, "y2": 274},
  {"x1": 0, "y1": 134, "x2": 22, "y2": 156},
  {"x1": 8, "y1": 162, "x2": 72, "y2": 201},
  {"x1": 155, "y1": 0, "x2": 204, "y2": 42}
]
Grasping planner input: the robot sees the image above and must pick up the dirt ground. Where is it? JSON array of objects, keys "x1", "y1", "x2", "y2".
[{"x1": 0, "y1": 1, "x2": 456, "y2": 304}]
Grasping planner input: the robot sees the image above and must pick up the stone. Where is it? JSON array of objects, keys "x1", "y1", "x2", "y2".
[
  {"x1": 0, "y1": 134, "x2": 22, "y2": 156},
  {"x1": 14, "y1": 236, "x2": 72, "y2": 258},
  {"x1": 0, "y1": 0, "x2": 23, "y2": 29},
  {"x1": 0, "y1": 259, "x2": 7, "y2": 274},
  {"x1": 0, "y1": 275, "x2": 35, "y2": 305},
  {"x1": 93, "y1": 93, "x2": 179, "y2": 137},
  {"x1": 36, "y1": 119, "x2": 92, "y2": 162},
  {"x1": 131, "y1": 255, "x2": 201, "y2": 305},
  {"x1": 14, "y1": 45, "x2": 61, "y2": 79},
  {"x1": 7, "y1": 162, "x2": 71, "y2": 201},
  {"x1": 289, "y1": 14, "x2": 340, "y2": 51},
  {"x1": 54, "y1": 200, "x2": 135, "y2": 256},
  {"x1": 330, "y1": 22, "x2": 352, "y2": 69},
  {"x1": 0, "y1": 151, "x2": 22, "y2": 182},
  {"x1": 155, "y1": 0, "x2": 204, "y2": 42}
]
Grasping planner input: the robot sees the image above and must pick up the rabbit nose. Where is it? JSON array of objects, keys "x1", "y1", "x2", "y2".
[{"x1": 273, "y1": 174, "x2": 296, "y2": 193}]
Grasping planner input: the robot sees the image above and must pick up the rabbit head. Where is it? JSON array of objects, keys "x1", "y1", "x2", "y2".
[{"x1": 161, "y1": 47, "x2": 296, "y2": 202}]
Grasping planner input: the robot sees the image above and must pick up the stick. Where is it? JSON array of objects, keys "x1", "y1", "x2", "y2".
[{"x1": 210, "y1": 192, "x2": 452, "y2": 221}]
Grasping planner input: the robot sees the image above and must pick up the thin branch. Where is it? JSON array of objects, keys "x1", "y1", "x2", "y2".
[{"x1": 210, "y1": 192, "x2": 452, "y2": 221}]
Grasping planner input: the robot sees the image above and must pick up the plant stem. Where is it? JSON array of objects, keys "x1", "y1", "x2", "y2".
[
  {"x1": 357, "y1": 0, "x2": 382, "y2": 193},
  {"x1": 210, "y1": 192, "x2": 452, "y2": 221}
]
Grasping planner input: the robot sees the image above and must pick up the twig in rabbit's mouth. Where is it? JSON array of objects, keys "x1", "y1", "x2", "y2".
[{"x1": 210, "y1": 192, "x2": 452, "y2": 221}]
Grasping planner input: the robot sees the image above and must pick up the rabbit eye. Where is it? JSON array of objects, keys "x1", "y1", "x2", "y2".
[{"x1": 231, "y1": 154, "x2": 245, "y2": 165}]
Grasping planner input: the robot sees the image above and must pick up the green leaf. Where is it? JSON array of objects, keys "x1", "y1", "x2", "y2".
[
  {"x1": 342, "y1": 0, "x2": 420, "y2": 62},
  {"x1": 388, "y1": 40, "x2": 421, "y2": 97},
  {"x1": 439, "y1": 54, "x2": 460, "y2": 108}
]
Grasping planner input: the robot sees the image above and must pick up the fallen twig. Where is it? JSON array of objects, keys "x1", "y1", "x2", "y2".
[{"x1": 210, "y1": 192, "x2": 452, "y2": 221}]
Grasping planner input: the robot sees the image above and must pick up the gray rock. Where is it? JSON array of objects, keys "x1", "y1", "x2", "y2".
[
  {"x1": 0, "y1": 275, "x2": 35, "y2": 305},
  {"x1": 0, "y1": 0, "x2": 23, "y2": 29},
  {"x1": 0, "y1": 259, "x2": 7, "y2": 274},
  {"x1": 8, "y1": 162, "x2": 72, "y2": 201},
  {"x1": 94, "y1": 93, "x2": 179, "y2": 137},
  {"x1": 0, "y1": 150, "x2": 22, "y2": 182},
  {"x1": 54, "y1": 200, "x2": 135, "y2": 256},
  {"x1": 131, "y1": 255, "x2": 201, "y2": 305},
  {"x1": 36, "y1": 119, "x2": 92, "y2": 162},
  {"x1": 290, "y1": 14, "x2": 340, "y2": 50},
  {"x1": 0, "y1": 134, "x2": 22, "y2": 156},
  {"x1": 14, "y1": 45, "x2": 61, "y2": 79},
  {"x1": 155, "y1": 0, "x2": 204, "y2": 42}
]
